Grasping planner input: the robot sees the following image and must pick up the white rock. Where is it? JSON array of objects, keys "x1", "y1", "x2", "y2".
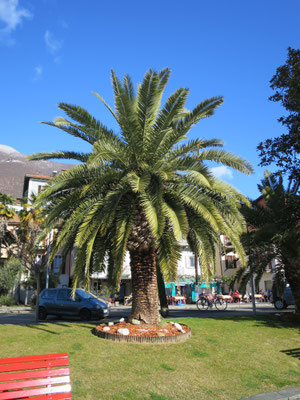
[
  {"x1": 174, "y1": 323, "x2": 185, "y2": 333},
  {"x1": 103, "y1": 327, "x2": 110, "y2": 332},
  {"x1": 119, "y1": 317, "x2": 125, "y2": 322},
  {"x1": 131, "y1": 319, "x2": 141, "y2": 325},
  {"x1": 117, "y1": 328, "x2": 130, "y2": 336},
  {"x1": 108, "y1": 322, "x2": 114, "y2": 326}
]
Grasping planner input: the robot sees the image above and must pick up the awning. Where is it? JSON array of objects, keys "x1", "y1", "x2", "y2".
[{"x1": 178, "y1": 278, "x2": 195, "y2": 285}]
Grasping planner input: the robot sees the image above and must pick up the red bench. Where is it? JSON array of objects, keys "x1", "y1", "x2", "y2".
[{"x1": 0, "y1": 353, "x2": 72, "y2": 399}]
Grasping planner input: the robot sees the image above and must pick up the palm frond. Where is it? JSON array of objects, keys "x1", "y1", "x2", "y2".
[
  {"x1": 173, "y1": 96, "x2": 224, "y2": 135},
  {"x1": 28, "y1": 151, "x2": 89, "y2": 162}
]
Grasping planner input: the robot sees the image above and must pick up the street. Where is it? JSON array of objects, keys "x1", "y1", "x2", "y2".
[{"x1": 0, "y1": 302, "x2": 294, "y2": 325}]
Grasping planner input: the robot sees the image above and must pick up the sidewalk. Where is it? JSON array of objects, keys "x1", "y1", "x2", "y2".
[
  {"x1": 239, "y1": 387, "x2": 300, "y2": 400},
  {"x1": 0, "y1": 306, "x2": 34, "y2": 314}
]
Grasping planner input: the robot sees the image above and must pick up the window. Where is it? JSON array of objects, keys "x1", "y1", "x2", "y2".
[
  {"x1": 188, "y1": 256, "x2": 195, "y2": 268},
  {"x1": 57, "y1": 289, "x2": 72, "y2": 301},
  {"x1": 264, "y1": 280, "x2": 272, "y2": 291},
  {"x1": 41, "y1": 289, "x2": 57, "y2": 299},
  {"x1": 225, "y1": 256, "x2": 237, "y2": 269},
  {"x1": 53, "y1": 255, "x2": 62, "y2": 275},
  {"x1": 93, "y1": 281, "x2": 102, "y2": 292}
]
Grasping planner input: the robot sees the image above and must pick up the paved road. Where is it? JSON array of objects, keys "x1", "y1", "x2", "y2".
[{"x1": 0, "y1": 303, "x2": 294, "y2": 325}]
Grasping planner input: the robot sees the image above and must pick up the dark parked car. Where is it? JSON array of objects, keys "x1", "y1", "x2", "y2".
[
  {"x1": 271, "y1": 285, "x2": 294, "y2": 310},
  {"x1": 39, "y1": 288, "x2": 110, "y2": 320}
]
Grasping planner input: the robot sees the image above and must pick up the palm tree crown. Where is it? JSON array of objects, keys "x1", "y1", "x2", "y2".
[{"x1": 31, "y1": 68, "x2": 253, "y2": 323}]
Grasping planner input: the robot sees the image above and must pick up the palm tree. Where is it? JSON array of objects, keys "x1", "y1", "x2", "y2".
[
  {"x1": 239, "y1": 172, "x2": 300, "y2": 313},
  {"x1": 30, "y1": 68, "x2": 252, "y2": 324}
]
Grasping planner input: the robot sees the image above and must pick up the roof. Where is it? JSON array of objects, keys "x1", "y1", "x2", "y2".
[
  {"x1": 25, "y1": 174, "x2": 53, "y2": 180},
  {"x1": 0, "y1": 148, "x2": 74, "y2": 199}
]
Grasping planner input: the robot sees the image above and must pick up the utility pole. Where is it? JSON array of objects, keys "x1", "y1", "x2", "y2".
[
  {"x1": 46, "y1": 232, "x2": 51, "y2": 289},
  {"x1": 247, "y1": 225, "x2": 256, "y2": 315},
  {"x1": 250, "y1": 272, "x2": 256, "y2": 315},
  {"x1": 194, "y1": 254, "x2": 199, "y2": 284}
]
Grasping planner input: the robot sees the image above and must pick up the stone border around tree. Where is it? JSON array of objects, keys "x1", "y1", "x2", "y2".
[{"x1": 92, "y1": 325, "x2": 191, "y2": 344}]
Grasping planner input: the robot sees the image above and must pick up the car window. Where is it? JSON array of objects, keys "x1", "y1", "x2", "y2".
[
  {"x1": 76, "y1": 289, "x2": 93, "y2": 299},
  {"x1": 57, "y1": 289, "x2": 72, "y2": 301},
  {"x1": 41, "y1": 289, "x2": 57, "y2": 299}
]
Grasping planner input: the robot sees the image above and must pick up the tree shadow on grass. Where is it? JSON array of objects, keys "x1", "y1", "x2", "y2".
[
  {"x1": 254, "y1": 316, "x2": 300, "y2": 330},
  {"x1": 25, "y1": 324, "x2": 61, "y2": 334},
  {"x1": 23, "y1": 319, "x2": 98, "y2": 334},
  {"x1": 281, "y1": 348, "x2": 300, "y2": 360},
  {"x1": 172, "y1": 313, "x2": 300, "y2": 331}
]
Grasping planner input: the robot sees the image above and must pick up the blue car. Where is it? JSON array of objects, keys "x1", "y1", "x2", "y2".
[
  {"x1": 39, "y1": 288, "x2": 110, "y2": 321},
  {"x1": 271, "y1": 285, "x2": 294, "y2": 310}
]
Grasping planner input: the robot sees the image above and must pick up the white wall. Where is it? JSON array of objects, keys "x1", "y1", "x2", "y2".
[
  {"x1": 27, "y1": 179, "x2": 48, "y2": 200},
  {"x1": 90, "y1": 247, "x2": 198, "y2": 281},
  {"x1": 177, "y1": 249, "x2": 199, "y2": 277}
]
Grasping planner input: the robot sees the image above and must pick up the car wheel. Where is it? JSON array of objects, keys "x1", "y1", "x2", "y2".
[
  {"x1": 38, "y1": 307, "x2": 47, "y2": 320},
  {"x1": 274, "y1": 299, "x2": 284, "y2": 310},
  {"x1": 79, "y1": 308, "x2": 91, "y2": 321}
]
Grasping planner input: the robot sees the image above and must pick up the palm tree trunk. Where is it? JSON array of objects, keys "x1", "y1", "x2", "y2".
[
  {"x1": 129, "y1": 249, "x2": 161, "y2": 324},
  {"x1": 156, "y1": 260, "x2": 169, "y2": 317}
]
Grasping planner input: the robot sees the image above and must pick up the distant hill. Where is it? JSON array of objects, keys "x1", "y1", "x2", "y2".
[{"x1": 0, "y1": 145, "x2": 75, "y2": 199}]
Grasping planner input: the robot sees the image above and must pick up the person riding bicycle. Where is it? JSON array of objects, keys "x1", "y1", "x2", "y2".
[{"x1": 196, "y1": 291, "x2": 227, "y2": 311}]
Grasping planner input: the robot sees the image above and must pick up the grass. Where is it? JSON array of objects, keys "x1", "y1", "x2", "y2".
[{"x1": 0, "y1": 316, "x2": 299, "y2": 400}]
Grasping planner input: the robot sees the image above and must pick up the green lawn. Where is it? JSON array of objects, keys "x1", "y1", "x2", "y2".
[{"x1": 0, "y1": 316, "x2": 299, "y2": 400}]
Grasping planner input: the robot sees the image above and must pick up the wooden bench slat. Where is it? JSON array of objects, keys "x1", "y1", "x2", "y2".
[
  {"x1": 0, "y1": 354, "x2": 71, "y2": 399},
  {"x1": 0, "y1": 376, "x2": 70, "y2": 391},
  {"x1": 19, "y1": 393, "x2": 72, "y2": 400},
  {"x1": 0, "y1": 368, "x2": 70, "y2": 383},
  {"x1": 0, "y1": 383, "x2": 71, "y2": 400},
  {"x1": 0, "y1": 359, "x2": 69, "y2": 374},
  {"x1": 0, "y1": 354, "x2": 68, "y2": 366}
]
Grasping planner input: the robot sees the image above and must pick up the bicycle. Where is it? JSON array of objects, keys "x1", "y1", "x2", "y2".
[{"x1": 196, "y1": 294, "x2": 227, "y2": 311}]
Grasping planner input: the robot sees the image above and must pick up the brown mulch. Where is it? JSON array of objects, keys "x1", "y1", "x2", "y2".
[{"x1": 95, "y1": 321, "x2": 190, "y2": 337}]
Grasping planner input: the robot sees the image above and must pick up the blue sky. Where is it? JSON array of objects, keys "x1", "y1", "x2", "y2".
[{"x1": 0, "y1": 0, "x2": 299, "y2": 199}]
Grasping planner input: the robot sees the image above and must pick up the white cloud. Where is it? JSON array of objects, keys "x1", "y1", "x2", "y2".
[
  {"x1": 210, "y1": 166, "x2": 233, "y2": 180},
  {"x1": 0, "y1": 0, "x2": 32, "y2": 39},
  {"x1": 33, "y1": 65, "x2": 42, "y2": 81},
  {"x1": 44, "y1": 29, "x2": 62, "y2": 54}
]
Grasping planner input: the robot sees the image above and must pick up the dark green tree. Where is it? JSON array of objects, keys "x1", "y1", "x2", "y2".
[
  {"x1": 258, "y1": 47, "x2": 300, "y2": 182},
  {"x1": 0, "y1": 257, "x2": 22, "y2": 296},
  {"x1": 30, "y1": 68, "x2": 252, "y2": 324},
  {"x1": 238, "y1": 172, "x2": 300, "y2": 313}
]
